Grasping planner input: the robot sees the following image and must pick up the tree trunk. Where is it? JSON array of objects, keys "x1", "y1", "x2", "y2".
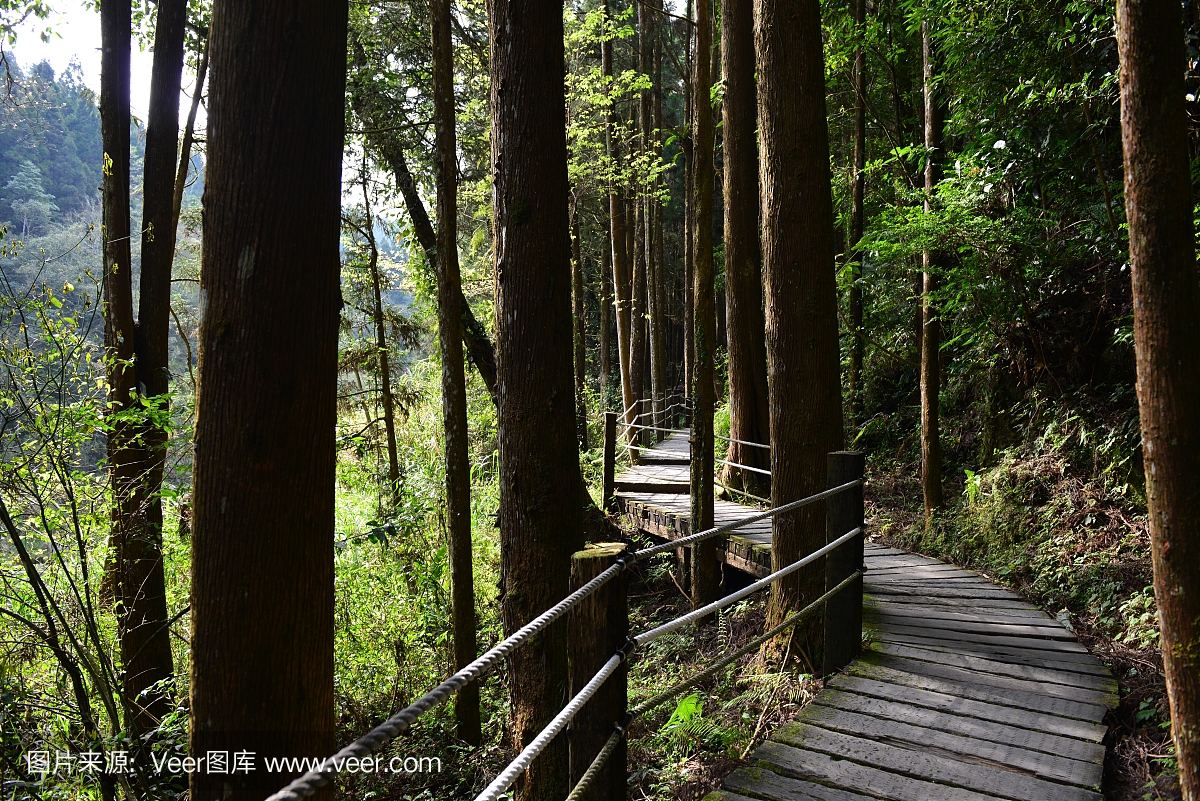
[
  {"x1": 101, "y1": 0, "x2": 181, "y2": 736},
  {"x1": 631, "y1": 196, "x2": 647, "y2": 429},
  {"x1": 171, "y1": 29, "x2": 209, "y2": 237},
  {"x1": 756, "y1": 0, "x2": 843, "y2": 661},
  {"x1": 1116, "y1": 1, "x2": 1200, "y2": 794},
  {"x1": 432, "y1": 0, "x2": 481, "y2": 745},
  {"x1": 847, "y1": 0, "x2": 866, "y2": 424},
  {"x1": 600, "y1": 219, "x2": 613, "y2": 407},
  {"x1": 189, "y1": 0, "x2": 346, "y2": 796},
  {"x1": 720, "y1": 0, "x2": 770, "y2": 497},
  {"x1": 363, "y1": 182, "x2": 402, "y2": 507},
  {"x1": 651, "y1": 4, "x2": 668, "y2": 433},
  {"x1": 572, "y1": 204, "x2": 589, "y2": 448},
  {"x1": 604, "y1": 0, "x2": 636, "y2": 438},
  {"x1": 683, "y1": 0, "x2": 695, "y2": 395},
  {"x1": 691, "y1": 0, "x2": 720, "y2": 614},
  {"x1": 490, "y1": 0, "x2": 585, "y2": 795},
  {"x1": 920, "y1": 19, "x2": 944, "y2": 521}
]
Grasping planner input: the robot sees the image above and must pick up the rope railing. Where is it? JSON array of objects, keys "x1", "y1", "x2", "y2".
[
  {"x1": 472, "y1": 653, "x2": 624, "y2": 801},
  {"x1": 565, "y1": 568, "x2": 863, "y2": 801},
  {"x1": 634, "y1": 526, "x2": 863, "y2": 646},
  {"x1": 267, "y1": 446, "x2": 863, "y2": 801},
  {"x1": 715, "y1": 457, "x2": 772, "y2": 476},
  {"x1": 715, "y1": 433, "x2": 770, "y2": 450}
]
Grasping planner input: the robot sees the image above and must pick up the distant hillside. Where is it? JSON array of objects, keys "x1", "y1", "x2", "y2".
[{"x1": 0, "y1": 58, "x2": 103, "y2": 232}]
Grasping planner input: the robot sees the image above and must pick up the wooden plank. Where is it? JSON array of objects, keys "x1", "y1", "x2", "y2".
[
  {"x1": 872, "y1": 630, "x2": 1111, "y2": 673},
  {"x1": 751, "y1": 741, "x2": 1007, "y2": 801},
  {"x1": 859, "y1": 653, "x2": 1117, "y2": 710},
  {"x1": 812, "y1": 687, "x2": 1106, "y2": 763},
  {"x1": 771, "y1": 723, "x2": 1102, "y2": 801},
  {"x1": 866, "y1": 592, "x2": 1041, "y2": 611},
  {"x1": 866, "y1": 608, "x2": 1072, "y2": 638},
  {"x1": 868, "y1": 597, "x2": 1051, "y2": 620},
  {"x1": 797, "y1": 699, "x2": 1102, "y2": 788},
  {"x1": 869, "y1": 584, "x2": 1025, "y2": 600},
  {"x1": 723, "y1": 767, "x2": 877, "y2": 801},
  {"x1": 828, "y1": 673, "x2": 1109, "y2": 740},
  {"x1": 874, "y1": 621, "x2": 1091, "y2": 654},
  {"x1": 869, "y1": 641, "x2": 1117, "y2": 693}
]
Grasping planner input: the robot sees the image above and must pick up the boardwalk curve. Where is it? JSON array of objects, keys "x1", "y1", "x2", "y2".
[{"x1": 614, "y1": 431, "x2": 1116, "y2": 801}]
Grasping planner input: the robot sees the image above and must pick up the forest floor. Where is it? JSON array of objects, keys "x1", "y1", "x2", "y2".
[{"x1": 868, "y1": 463, "x2": 1181, "y2": 801}]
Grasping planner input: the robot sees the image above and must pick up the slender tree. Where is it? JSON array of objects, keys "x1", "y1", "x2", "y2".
[
  {"x1": 101, "y1": 0, "x2": 186, "y2": 734},
  {"x1": 720, "y1": 0, "x2": 770, "y2": 495},
  {"x1": 756, "y1": 0, "x2": 843, "y2": 656},
  {"x1": 600, "y1": 218, "x2": 613, "y2": 405},
  {"x1": 571, "y1": 203, "x2": 589, "y2": 447},
  {"x1": 432, "y1": 0, "x2": 481, "y2": 745},
  {"x1": 683, "y1": 0, "x2": 695, "y2": 393},
  {"x1": 189, "y1": 0, "x2": 348, "y2": 796},
  {"x1": 847, "y1": 0, "x2": 867, "y2": 423},
  {"x1": 920, "y1": 18, "x2": 945, "y2": 521},
  {"x1": 691, "y1": 0, "x2": 720, "y2": 612},
  {"x1": 490, "y1": 0, "x2": 585, "y2": 794},
  {"x1": 604, "y1": 0, "x2": 636, "y2": 438},
  {"x1": 1116, "y1": 0, "x2": 1200, "y2": 793},
  {"x1": 361, "y1": 176, "x2": 402, "y2": 506}
]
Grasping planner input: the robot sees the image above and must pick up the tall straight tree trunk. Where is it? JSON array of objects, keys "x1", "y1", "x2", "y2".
[
  {"x1": 604, "y1": 0, "x2": 636, "y2": 438},
  {"x1": 189, "y1": 0, "x2": 347, "y2": 796},
  {"x1": 756, "y1": 0, "x2": 843, "y2": 659},
  {"x1": 651, "y1": 20, "x2": 667, "y2": 419},
  {"x1": 571, "y1": 203, "x2": 589, "y2": 447},
  {"x1": 102, "y1": 0, "x2": 183, "y2": 735},
  {"x1": 490, "y1": 0, "x2": 585, "y2": 795},
  {"x1": 631, "y1": 195, "x2": 647, "y2": 428},
  {"x1": 1116, "y1": 1, "x2": 1200, "y2": 793},
  {"x1": 683, "y1": 0, "x2": 695, "y2": 395},
  {"x1": 920, "y1": 19, "x2": 944, "y2": 521},
  {"x1": 691, "y1": 0, "x2": 720, "y2": 613},
  {"x1": 847, "y1": 0, "x2": 867, "y2": 424},
  {"x1": 720, "y1": 0, "x2": 770, "y2": 496},
  {"x1": 363, "y1": 182, "x2": 401, "y2": 507},
  {"x1": 432, "y1": 0, "x2": 480, "y2": 745},
  {"x1": 600, "y1": 230, "x2": 613, "y2": 406}
]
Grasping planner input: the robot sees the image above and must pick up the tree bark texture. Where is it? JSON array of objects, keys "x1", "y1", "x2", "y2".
[
  {"x1": 572, "y1": 205, "x2": 589, "y2": 448},
  {"x1": 691, "y1": 0, "x2": 720, "y2": 614},
  {"x1": 720, "y1": 0, "x2": 770, "y2": 496},
  {"x1": 920, "y1": 20, "x2": 945, "y2": 521},
  {"x1": 101, "y1": 0, "x2": 181, "y2": 735},
  {"x1": 189, "y1": 0, "x2": 347, "y2": 796},
  {"x1": 1117, "y1": 0, "x2": 1200, "y2": 793},
  {"x1": 432, "y1": 0, "x2": 481, "y2": 745},
  {"x1": 683, "y1": 0, "x2": 695, "y2": 394},
  {"x1": 848, "y1": 0, "x2": 866, "y2": 424},
  {"x1": 756, "y1": 0, "x2": 843, "y2": 658},
  {"x1": 490, "y1": 0, "x2": 585, "y2": 794}
]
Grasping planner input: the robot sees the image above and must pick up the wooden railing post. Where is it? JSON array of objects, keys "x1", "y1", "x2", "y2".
[
  {"x1": 568, "y1": 544, "x2": 628, "y2": 801},
  {"x1": 602, "y1": 411, "x2": 617, "y2": 512},
  {"x1": 823, "y1": 451, "x2": 865, "y2": 675}
]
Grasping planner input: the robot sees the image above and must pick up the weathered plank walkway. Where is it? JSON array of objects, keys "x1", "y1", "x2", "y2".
[{"x1": 615, "y1": 431, "x2": 1117, "y2": 801}]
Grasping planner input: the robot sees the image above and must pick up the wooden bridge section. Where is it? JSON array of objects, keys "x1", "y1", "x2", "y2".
[{"x1": 613, "y1": 431, "x2": 1116, "y2": 801}]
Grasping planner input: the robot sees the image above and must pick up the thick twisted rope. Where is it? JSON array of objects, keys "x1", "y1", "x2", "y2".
[
  {"x1": 563, "y1": 569, "x2": 863, "y2": 801},
  {"x1": 265, "y1": 557, "x2": 629, "y2": 800},
  {"x1": 267, "y1": 477, "x2": 862, "y2": 800},
  {"x1": 472, "y1": 654, "x2": 623, "y2": 801}
]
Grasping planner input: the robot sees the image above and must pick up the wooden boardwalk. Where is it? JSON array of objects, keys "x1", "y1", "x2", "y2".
[{"x1": 614, "y1": 432, "x2": 1117, "y2": 801}]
